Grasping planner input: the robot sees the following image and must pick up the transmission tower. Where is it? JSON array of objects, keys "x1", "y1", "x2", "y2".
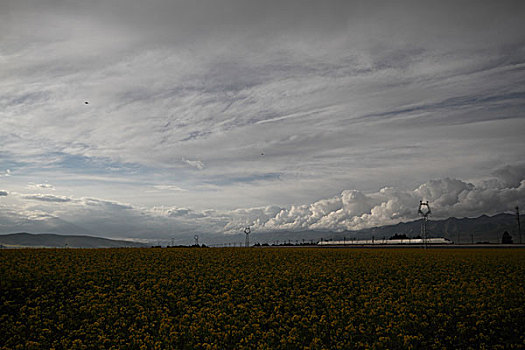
[
  {"x1": 244, "y1": 227, "x2": 251, "y2": 247},
  {"x1": 418, "y1": 201, "x2": 431, "y2": 249}
]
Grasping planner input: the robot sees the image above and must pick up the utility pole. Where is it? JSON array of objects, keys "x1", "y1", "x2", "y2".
[{"x1": 517, "y1": 206, "x2": 521, "y2": 244}]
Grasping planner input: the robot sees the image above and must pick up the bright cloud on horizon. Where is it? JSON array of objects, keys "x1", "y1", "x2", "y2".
[
  {"x1": 1, "y1": 0, "x2": 524, "y2": 241},
  {"x1": 0, "y1": 165, "x2": 524, "y2": 243}
]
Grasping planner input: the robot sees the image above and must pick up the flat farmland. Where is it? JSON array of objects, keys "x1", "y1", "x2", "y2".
[{"x1": 1, "y1": 248, "x2": 524, "y2": 349}]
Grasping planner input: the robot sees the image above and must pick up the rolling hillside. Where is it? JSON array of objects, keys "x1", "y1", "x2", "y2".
[{"x1": 0, "y1": 233, "x2": 147, "y2": 248}]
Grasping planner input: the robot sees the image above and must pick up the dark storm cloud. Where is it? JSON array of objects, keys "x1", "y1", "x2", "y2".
[
  {"x1": 5, "y1": 0, "x2": 524, "y2": 51},
  {"x1": 492, "y1": 165, "x2": 525, "y2": 188}
]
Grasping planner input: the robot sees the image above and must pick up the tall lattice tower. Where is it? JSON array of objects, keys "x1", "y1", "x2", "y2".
[
  {"x1": 418, "y1": 201, "x2": 431, "y2": 249},
  {"x1": 244, "y1": 227, "x2": 251, "y2": 247}
]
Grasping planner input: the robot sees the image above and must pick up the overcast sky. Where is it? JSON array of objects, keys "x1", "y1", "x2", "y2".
[{"x1": 1, "y1": 0, "x2": 524, "y2": 243}]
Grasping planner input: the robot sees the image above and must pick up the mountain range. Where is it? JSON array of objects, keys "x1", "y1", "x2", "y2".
[
  {"x1": 246, "y1": 213, "x2": 522, "y2": 245},
  {"x1": 0, "y1": 213, "x2": 521, "y2": 247}
]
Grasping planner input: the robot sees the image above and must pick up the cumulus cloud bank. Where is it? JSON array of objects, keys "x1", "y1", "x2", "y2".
[
  {"x1": 227, "y1": 165, "x2": 525, "y2": 233},
  {"x1": 1, "y1": 165, "x2": 522, "y2": 241}
]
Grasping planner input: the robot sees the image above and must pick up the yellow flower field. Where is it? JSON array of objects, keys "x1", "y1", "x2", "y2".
[{"x1": 1, "y1": 248, "x2": 524, "y2": 349}]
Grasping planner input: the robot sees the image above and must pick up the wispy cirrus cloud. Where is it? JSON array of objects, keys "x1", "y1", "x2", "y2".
[
  {"x1": 22, "y1": 194, "x2": 71, "y2": 203},
  {"x1": 152, "y1": 185, "x2": 187, "y2": 192},
  {"x1": 182, "y1": 159, "x2": 205, "y2": 170},
  {"x1": 27, "y1": 183, "x2": 55, "y2": 190}
]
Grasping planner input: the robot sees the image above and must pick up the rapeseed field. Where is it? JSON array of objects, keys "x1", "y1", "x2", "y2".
[{"x1": 1, "y1": 248, "x2": 524, "y2": 349}]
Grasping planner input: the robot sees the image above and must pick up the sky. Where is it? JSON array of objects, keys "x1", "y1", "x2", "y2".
[{"x1": 1, "y1": 0, "x2": 524, "y2": 243}]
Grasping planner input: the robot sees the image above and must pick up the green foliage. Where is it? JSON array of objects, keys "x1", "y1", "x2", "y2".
[{"x1": 1, "y1": 248, "x2": 524, "y2": 349}]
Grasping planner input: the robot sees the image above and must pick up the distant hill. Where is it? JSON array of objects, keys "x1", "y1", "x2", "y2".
[
  {"x1": 246, "y1": 213, "x2": 522, "y2": 245},
  {"x1": 0, "y1": 233, "x2": 148, "y2": 248}
]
